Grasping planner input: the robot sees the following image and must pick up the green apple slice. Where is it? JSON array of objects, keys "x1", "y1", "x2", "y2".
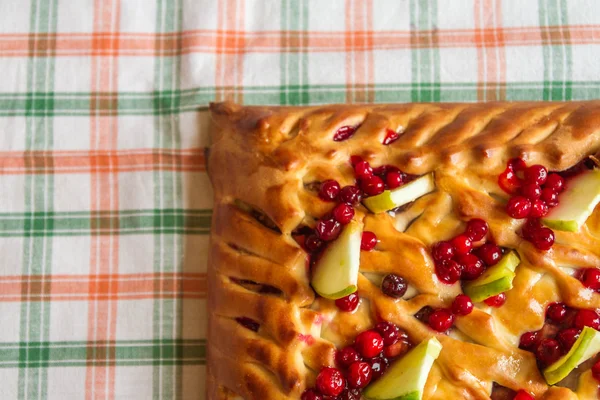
[
  {"x1": 463, "y1": 250, "x2": 520, "y2": 303},
  {"x1": 543, "y1": 326, "x2": 600, "y2": 385},
  {"x1": 363, "y1": 337, "x2": 442, "y2": 400},
  {"x1": 363, "y1": 173, "x2": 435, "y2": 214},
  {"x1": 542, "y1": 169, "x2": 600, "y2": 232},
  {"x1": 311, "y1": 220, "x2": 363, "y2": 300}
]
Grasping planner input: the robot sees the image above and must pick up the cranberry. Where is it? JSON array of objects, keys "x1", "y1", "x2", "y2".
[
  {"x1": 452, "y1": 294, "x2": 474, "y2": 316},
  {"x1": 386, "y1": 171, "x2": 403, "y2": 189},
  {"x1": 336, "y1": 346, "x2": 362, "y2": 368},
  {"x1": 519, "y1": 331, "x2": 540, "y2": 350},
  {"x1": 319, "y1": 180, "x2": 340, "y2": 202},
  {"x1": 354, "y1": 160, "x2": 373, "y2": 180},
  {"x1": 338, "y1": 186, "x2": 362, "y2": 206},
  {"x1": 574, "y1": 309, "x2": 600, "y2": 330},
  {"x1": 529, "y1": 199, "x2": 549, "y2": 218},
  {"x1": 522, "y1": 218, "x2": 542, "y2": 240},
  {"x1": 339, "y1": 388, "x2": 361, "y2": 400},
  {"x1": 428, "y1": 309, "x2": 454, "y2": 332},
  {"x1": 332, "y1": 203, "x2": 355, "y2": 225},
  {"x1": 508, "y1": 158, "x2": 527, "y2": 173},
  {"x1": 431, "y1": 241, "x2": 455, "y2": 262},
  {"x1": 556, "y1": 328, "x2": 581, "y2": 351},
  {"x1": 451, "y1": 234, "x2": 473, "y2": 255},
  {"x1": 535, "y1": 338, "x2": 562, "y2": 366},
  {"x1": 361, "y1": 175, "x2": 385, "y2": 196},
  {"x1": 540, "y1": 188, "x2": 558, "y2": 207},
  {"x1": 465, "y1": 218, "x2": 489, "y2": 241},
  {"x1": 484, "y1": 293, "x2": 506, "y2": 307},
  {"x1": 546, "y1": 302, "x2": 568, "y2": 323},
  {"x1": 347, "y1": 361, "x2": 372, "y2": 388},
  {"x1": 333, "y1": 125, "x2": 357, "y2": 142},
  {"x1": 530, "y1": 227, "x2": 554, "y2": 251},
  {"x1": 506, "y1": 196, "x2": 532, "y2": 219},
  {"x1": 498, "y1": 169, "x2": 521, "y2": 194},
  {"x1": 350, "y1": 155, "x2": 363, "y2": 166},
  {"x1": 316, "y1": 367, "x2": 345, "y2": 396},
  {"x1": 520, "y1": 183, "x2": 542, "y2": 201},
  {"x1": 435, "y1": 259, "x2": 463, "y2": 285},
  {"x1": 457, "y1": 253, "x2": 485, "y2": 280},
  {"x1": 592, "y1": 360, "x2": 600, "y2": 382},
  {"x1": 355, "y1": 330, "x2": 385, "y2": 358},
  {"x1": 301, "y1": 389, "x2": 323, "y2": 400},
  {"x1": 335, "y1": 293, "x2": 359, "y2": 312},
  {"x1": 524, "y1": 164, "x2": 548, "y2": 185},
  {"x1": 415, "y1": 306, "x2": 434, "y2": 324},
  {"x1": 235, "y1": 317, "x2": 260, "y2": 332},
  {"x1": 383, "y1": 129, "x2": 399, "y2": 145},
  {"x1": 361, "y1": 231, "x2": 378, "y2": 251},
  {"x1": 372, "y1": 165, "x2": 400, "y2": 178},
  {"x1": 316, "y1": 219, "x2": 342, "y2": 241},
  {"x1": 368, "y1": 356, "x2": 389, "y2": 380},
  {"x1": 513, "y1": 390, "x2": 535, "y2": 400},
  {"x1": 381, "y1": 274, "x2": 408, "y2": 298},
  {"x1": 475, "y1": 243, "x2": 502, "y2": 266},
  {"x1": 545, "y1": 173, "x2": 565, "y2": 192},
  {"x1": 375, "y1": 321, "x2": 400, "y2": 345},
  {"x1": 579, "y1": 268, "x2": 600, "y2": 290},
  {"x1": 305, "y1": 235, "x2": 324, "y2": 253}
]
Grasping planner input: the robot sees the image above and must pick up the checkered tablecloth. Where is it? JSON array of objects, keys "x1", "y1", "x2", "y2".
[{"x1": 0, "y1": 1, "x2": 599, "y2": 399}]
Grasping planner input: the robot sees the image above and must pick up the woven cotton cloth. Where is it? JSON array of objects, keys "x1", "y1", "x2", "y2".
[{"x1": 0, "y1": 1, "x2": 599, "y2": 399}]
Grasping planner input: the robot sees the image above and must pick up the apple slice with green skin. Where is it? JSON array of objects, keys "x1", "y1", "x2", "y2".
[
  {"x1": 363, "y1": 337, "x2": 442, "y2": 400},
  {"x1": 311, "y1": 220, "x2": 363, "y2": 299},
  {"x1": 363, "y1": 173, "x2": 435, "y2": 214},
  {"x1": 543, "y1": 326, "x2": 600, "y2": 385},
  {"x1": 463, "y1": 250, "x2": 520, "y2": 303},
  {"x1": 542, "y1": 169, "x2": 600, "y2": 232}
]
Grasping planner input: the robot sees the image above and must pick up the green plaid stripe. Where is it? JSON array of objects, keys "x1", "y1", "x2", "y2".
[
  {"x1": 410, "y1": 0, "x2": 440, "y2": 102},
  {"x1": 280, "y1": 0, "x2": 309, "y2": 105},
  {"x1": 153, "y1": 0, "x2": 184, "y2": 398},
  {"x1": 0, "y1": 340, "x2": 205, "y2": 368},
  {"x1": 0, "y1": 209, "x2": 210, "y2": 237},
  {"x1": 18, "y1": 1, "x2": 58, "y2": 399},
  {"x1": 1, "y1": 80, "x2": 599, "y2": 117},
  {"x1": 540, "y1": 0, "x2": 573, "y2": 101}
]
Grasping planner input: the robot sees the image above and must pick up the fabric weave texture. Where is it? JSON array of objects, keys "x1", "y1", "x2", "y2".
[{"x1": 0, "y1": 0, "x2": 599, "y2": 399}]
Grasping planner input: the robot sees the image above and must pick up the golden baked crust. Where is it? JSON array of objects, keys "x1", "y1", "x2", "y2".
[{"x1": 207, "y1": 101, "x2": 600, "y2": 400}]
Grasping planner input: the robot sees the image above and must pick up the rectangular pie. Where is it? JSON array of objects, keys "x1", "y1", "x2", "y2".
[{"x1": 206, "y1": 101, "x2": 600, "y2": 400}]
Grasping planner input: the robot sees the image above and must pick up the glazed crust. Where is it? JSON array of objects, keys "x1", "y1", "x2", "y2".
[{"x1": 207, "y1": 101, "x2": 600, "y2": 400}]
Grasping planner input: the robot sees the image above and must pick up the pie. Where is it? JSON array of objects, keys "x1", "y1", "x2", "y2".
[{"x1": 206, "y1": 101, "x2": 600, "y2": 400}]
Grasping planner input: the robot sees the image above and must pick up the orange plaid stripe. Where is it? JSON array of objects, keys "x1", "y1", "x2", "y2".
[
  {"x1": 0, "y1": 149, "x2": 205, "y2": 174},
  {"x1": 0, "y1": 273, "x2": 206, "y2": 302},
  {"x1": 86, "y1": 1, "x2": 121, "y2": 399},
  {"x1": 345, "y1": 0, "x2": 375, "y2": 103},
  {"x1": 474, "y1": 0, "x2": 507, "y2": 101},
  {"x1": 0, "y1": 26, "x2": 598, "y2": 56}
]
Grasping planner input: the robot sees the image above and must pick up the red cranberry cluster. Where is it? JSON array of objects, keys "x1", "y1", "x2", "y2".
[
  {"x1": 350, "y1": 156, "x2": 408, "y2": 197},
  {"x1": 519, "y1": 302, "x2": 600, "y2": 367},
  {"x1": 301, "y1": 322, "x2": 410, "y2": 400},
  {"x1": 498, "y1": 158, "x2": 563, "y2": 251},
  {"x1": 576, "y1": 267, "x2": 600, "y2": 293},
  {"x1": 312, "y1": 157, "x2": 416, "y2": 312},
  {"x1": 431, "y1": 218, "x2": 506, "y2": 291},
  {"x1": 417, "y1": 294, "x2": 475, "y2": 333}
]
